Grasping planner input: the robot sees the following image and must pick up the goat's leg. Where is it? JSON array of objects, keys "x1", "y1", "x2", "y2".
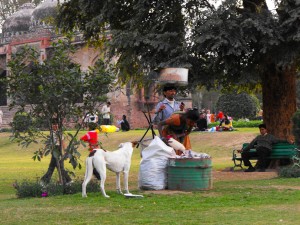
[
  {"x1": 98, "y1": 166, "x2": 109, "y2": 198},
  {"x1": 123, "y1": 171, "x2": 131, "y2": 194}
]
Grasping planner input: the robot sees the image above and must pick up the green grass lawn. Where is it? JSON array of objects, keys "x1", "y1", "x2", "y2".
[{"x1": 1, "y1": 129, "x2": 300, "y2": 225}]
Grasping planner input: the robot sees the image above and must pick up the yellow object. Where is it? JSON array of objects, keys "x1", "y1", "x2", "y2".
[
  {"x1": 221, "y1": 120, "x2": 233, "y2": 129},
  {"x1": 100, "y1": 125, "x2": 119, "y2": 133}
]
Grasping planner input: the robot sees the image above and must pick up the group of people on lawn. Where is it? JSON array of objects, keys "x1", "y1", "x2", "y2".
[
  {"x1": 41, "y1": 84, "x2": 293, "y2": 186},
  {"x1": 85, "y1": 84, "x2": 293, "y2": 175},
  {"x1": 152, "y1": 84, "x2": 293, "y2": 172}
]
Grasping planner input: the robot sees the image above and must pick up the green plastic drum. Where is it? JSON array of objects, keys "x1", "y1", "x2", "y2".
[{"x1": 167, "y1": 158, "x2": 212, "y2": 191}]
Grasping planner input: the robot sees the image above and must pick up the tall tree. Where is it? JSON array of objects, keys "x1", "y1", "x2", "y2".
[
  {"x1": 57, "y1": 0, "x2": 300, "y2": 139},
  {"x1": 190, "y1": 0, "x2": 300, "y2": 139},
  {"x1": 7, "y1": 37, "x2": 115, "y2": 184}
]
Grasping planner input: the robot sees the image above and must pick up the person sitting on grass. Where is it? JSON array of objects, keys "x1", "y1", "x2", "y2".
[
  {"x1": 119, "y1": 115, "x2": 130, "y2": 132},
  {"x1": 218, "y1": 114, "x2": 233, "y2": 131},
  {"x1": 194, "y1": 113, "x2": 208, "y2": 131}
]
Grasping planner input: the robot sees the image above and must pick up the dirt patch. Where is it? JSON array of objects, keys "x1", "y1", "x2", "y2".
[
  {"x1": 139, "y1": 170, "x2": 279, "y2": 195},
  {"x1": 213, "y1": 169, "x2": 278, "y2": 182},
  {"x1": 264, "y1": 185, "x2": 300, "y2": 190},
  {"x1": 142, "y1": 190, "x2": 192, "y2": 195}
]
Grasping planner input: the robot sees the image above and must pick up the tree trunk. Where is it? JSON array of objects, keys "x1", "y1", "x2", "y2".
[
  {"x1": 40, "y1": 155, "x2": 71, "y2": 184},
  {"x1": 261, "y1": 63, "x2": 297, "y2": 140},
  {"x1": 126, "y1": 79, "x2": 132, "y2": 125}
]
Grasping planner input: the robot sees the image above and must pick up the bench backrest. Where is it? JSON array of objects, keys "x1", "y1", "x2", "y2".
[{"x1": 242, "y1": 142, "x2": 297, "y2": 158}]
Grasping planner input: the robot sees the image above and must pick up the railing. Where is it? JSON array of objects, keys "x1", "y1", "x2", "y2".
[{"x1": 292, "y1": 148, "x2": 300, "y2": 168}]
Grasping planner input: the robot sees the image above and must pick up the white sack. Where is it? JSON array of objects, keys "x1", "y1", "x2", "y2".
[
  {"x1": 139, "y1": 136, "x2": 176, "y2": 190},
  {"x1": 167, "y1": 137, "x2": 186, "y2": 152}
]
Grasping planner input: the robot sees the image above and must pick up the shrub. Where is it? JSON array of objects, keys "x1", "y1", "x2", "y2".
[
  {"x1": 11, "y1": 112, "x2": 48, "y2": 132},
  {"x1": 208, "y1": 120, "x2": 262, "y2": 128},
  {"x1": 0, "y1": 127, "x2": 12, "y2": 132},
  {"x1": 278, "y1": 166, "x2": 300, "y2": 178},
  {"x1": 13, "y1": 179, "x2": 100, "y2": 198},
  {"x1": 11, "y1": 112, "x2": 32, "y2": 132},
  {"x1": 216, "y1": 93, "x2": 258, "y2": 119}
]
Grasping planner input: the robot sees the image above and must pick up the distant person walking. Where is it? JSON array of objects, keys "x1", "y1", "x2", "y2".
[{"x1": 101, "y1": 102, "x2": 111, "y2": 125}]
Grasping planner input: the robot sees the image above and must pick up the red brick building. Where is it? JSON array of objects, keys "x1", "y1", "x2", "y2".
[{"x1": 0, "y1": 1, "x2": 191, "y2": 129}]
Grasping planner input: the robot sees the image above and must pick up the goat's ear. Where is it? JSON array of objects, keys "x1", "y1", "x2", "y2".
[
  {"x1": 119, "y1": 143, "x2": 124, "y2": 148},
  {"x1": 131, "y1": 141, "x2": 139, "y2": 147}
]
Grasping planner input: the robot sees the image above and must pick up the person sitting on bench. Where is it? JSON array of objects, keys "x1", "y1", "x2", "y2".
[{"x1": 238, "y1": 124, "x2": 279, "y2": 172}]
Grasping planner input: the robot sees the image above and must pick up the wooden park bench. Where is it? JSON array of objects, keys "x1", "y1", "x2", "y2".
[{"x1": 232, "y1": 142, "x2": 298, "y2": 171}]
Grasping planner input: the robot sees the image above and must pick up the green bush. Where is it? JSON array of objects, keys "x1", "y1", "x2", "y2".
[
  {"x1": 278, "y1": 166, "x2": 300, "y2": 178},
  {"x1": 216, "y1": 93, "x2": 258, "y2": 119},
  {"x1": 11, "y1": 112, "x2": 32, "y2": 132},
  {"x1": 11, "y1": 112, "x2": 49, "y2": 132},
  {"x1": 208, "y1": 120, "x2": 262, "y2": 128},
  {"x1": 13, "y1": 179, "x2": 100, "y2": 198},
  {"x1": 0, "y1": 127, "x2": 12, "y2": 132}
]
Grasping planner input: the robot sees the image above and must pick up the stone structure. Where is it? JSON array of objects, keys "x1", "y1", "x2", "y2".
[{"x1": 0, "y1": 1, "x2": 191, "y2": 129}]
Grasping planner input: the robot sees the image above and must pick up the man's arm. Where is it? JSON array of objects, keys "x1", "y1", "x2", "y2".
[
  {"x1": 155, "y1": 102, "x2": 166, "y2": 113},
  {"x1": 154, "y1": 102, "x2": 165, "y2": 123},
  {"x1": 238, "y1": 136, "x2": 257, "y2": 153}
]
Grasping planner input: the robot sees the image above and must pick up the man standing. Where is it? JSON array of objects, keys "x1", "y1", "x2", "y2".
[
  {"x1": 154, "y1": 85, "x2": 184, "y2": 124},
  {"x1": 238, "y1": 124, "x2": 279, "y2": 172},
  {"x1": 101, "y1": 102, "x2": 111, "y2": 125},
  {"x1": 41, "y1": 118, "x2": 72, "y2": 184}
]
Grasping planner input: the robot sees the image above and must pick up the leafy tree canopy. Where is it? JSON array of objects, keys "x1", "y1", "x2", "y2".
[
  {"x1": 190, "y1": 0, "x2": 300, "y2": 89},
  {"x1": 57, "y1": 0, "x2": 213, "y2": 87},
  {"x1": 56, "y1": 0, "x2": 300, "y2": 139},
  {"x1": 57, "y1": 0, "x2": 300, "y2": 91}
]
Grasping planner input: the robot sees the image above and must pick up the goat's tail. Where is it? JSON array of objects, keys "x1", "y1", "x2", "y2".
[{"x1": 84, "y1": 156, "x2": 94, "y2": 179}]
